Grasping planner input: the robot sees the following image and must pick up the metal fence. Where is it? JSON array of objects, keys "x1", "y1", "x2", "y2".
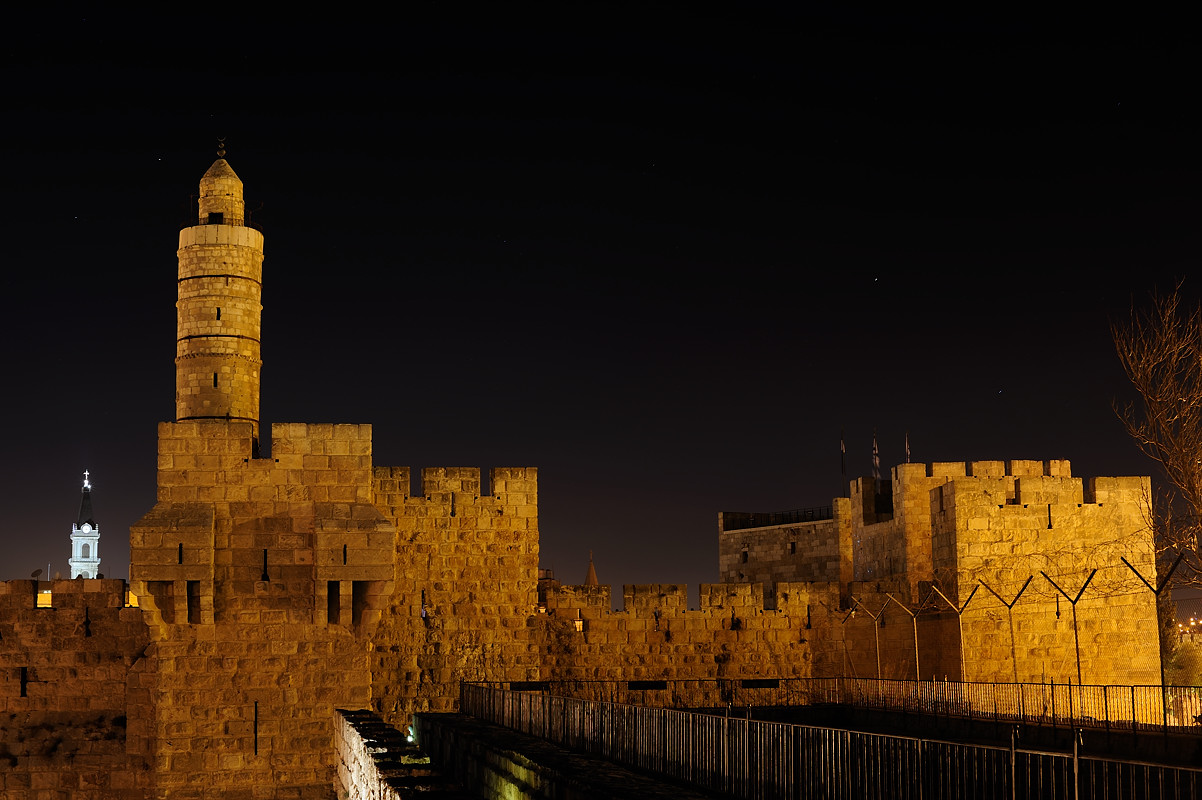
[
  {"x1": 721, "y1": 506, "x2": 835, "y2": 531},
  {"x1": 484, "y1": 677, "x2": 1202, "y2": 734},
  {"x1": 461, "y1": 683, "x2": 1202, "y2": 799}
]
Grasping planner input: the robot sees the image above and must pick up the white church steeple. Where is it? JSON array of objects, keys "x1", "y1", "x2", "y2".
[{"x1": 69, "y1": 470, "x2": 101, "y2": 579}]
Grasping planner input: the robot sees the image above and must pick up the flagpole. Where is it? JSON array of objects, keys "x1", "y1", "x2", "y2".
[{"x1": 840, "y1": 428, "x2": 846, "y2": 492}]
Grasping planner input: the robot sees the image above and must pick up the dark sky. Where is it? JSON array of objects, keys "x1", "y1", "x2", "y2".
[{"x1": 2, "y1": 10, "x2": 1199, "y2": 596}]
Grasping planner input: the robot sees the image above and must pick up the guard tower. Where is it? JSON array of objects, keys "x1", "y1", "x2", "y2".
[
  {"x1": 68, "y1": 470, "x2": 101, "y2": 579},
  {"x1": 175, "y1": 150, "x2": 265, "y2": 441}
]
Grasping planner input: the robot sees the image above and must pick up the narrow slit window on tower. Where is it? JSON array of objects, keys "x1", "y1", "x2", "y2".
[
  {"x1": 216, "y1": 307, "x2": 221, "y2": 320},
  {"x1": 213, "y1": 373, "x2": 218, "y2": 388}
]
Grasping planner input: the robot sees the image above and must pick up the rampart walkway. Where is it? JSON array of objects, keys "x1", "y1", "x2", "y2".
[{"x1": 461, "y1": 682, "x2": 1202, "y2": 799}]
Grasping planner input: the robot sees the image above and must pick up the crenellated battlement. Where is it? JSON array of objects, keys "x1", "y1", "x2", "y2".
[
  {"x1": 0, "y1": 578, "x2": 131, "y2": 610},
  {"x1": 539, "y1": 580, "x2": 827, "y2": 683},
  {"x1": 724, "y1": 457, "x2": 1159, "y2": 686},
  {"x1": 922, "y1": 459, "x2": 1072, "y2": 478},
  {"x1": 373, "y1": 465, "x2": 537, "y2": 504},
  {"x1": 545, "y1": 581, "x2": 835, "y2": 621}
]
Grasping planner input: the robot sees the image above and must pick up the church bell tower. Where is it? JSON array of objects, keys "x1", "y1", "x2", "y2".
[
  {"x1": 69, "y1": 470, "x2": 101, "y2": 579},
  {"x1": 175, "y1": 148, "x2": 265, "y2": 440}
]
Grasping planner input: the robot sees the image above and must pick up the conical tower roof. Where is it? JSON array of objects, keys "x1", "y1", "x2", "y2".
[
  {"x1": 584, "y1": 551, "x2": 599, "y2": 586},
  {"x1": 201, "y1": 158, "x2": 241, "y2": 183},
  {"x1": 77, "y1": 472, "x2": 95, "y2": 527}
]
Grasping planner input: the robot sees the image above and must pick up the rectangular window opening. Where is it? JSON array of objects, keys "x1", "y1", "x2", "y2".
[
  {"x1": 213, "y1": 373, "x2": 218, "y2": 388},
  {"x1": 351, "y1": 581, "x2": 369, "y2": 626},
  {"x1": 628, "y1": 680, "x2": 667, "y2": 691},
  {"x1": 328, "y1": 580, "x2": 341, "y2": 624},
  {"x1": 208, "y1": 211, "x2": 224, "y2": 224},
  {"x1": 509, "y1": 681, "x2": 549, "y2": 692},
  {"x1": 186, "y1": 581, "x2": 201, "y2": 624}
]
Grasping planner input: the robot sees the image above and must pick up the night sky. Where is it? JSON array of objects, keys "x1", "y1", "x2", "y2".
[{"x1": 2, "y1": 10, "x2": 1199, "y2": 599}]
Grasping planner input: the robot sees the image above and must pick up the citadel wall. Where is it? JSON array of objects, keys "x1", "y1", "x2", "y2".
[
  {"x1": 731, "y1": 459, "x2": 1161, "y2": 685},
  {"x1": 1, "y1": 157, "x2": 1169, "y2": 798},
  {"x1": 370, "y1": 465, "x2": 540, "y2": 725},
  {"x1": 934, "y1": 469, "x2": 1159, "y2": 684},
  {"x1": 717, "y1": 497, "x2": 853, "y2": 598},
  {"x1": 538, "y1": 582, "x2": 826, "y2": 699},
  {"x1": 0, "y1": 580, "x2": 153, "y2": 800},
  {"x1": 129, "y1": 421, "x2": 392, "y2": 798}
]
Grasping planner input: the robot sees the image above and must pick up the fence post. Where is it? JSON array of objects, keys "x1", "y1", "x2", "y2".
[
  {"x1": 1068, "y1": 679, "x2": 1075, "y2": 730},
  {"x1": 1010, "y1": 726, "x2": 1018, "y2": 800},
  {"x1": 661, "y1": 707, "x2": 667, "y2": 776},
  {"x1": 916, "y1": 738, "x2": 924, "y2": 800},
  {"x1": 724, "y1": 705, "x2": 731, "y2": 796},
  {"x1": 744, "y1": 716, "x2": 751, "y2": 798},
  {"x1": 1072, "y1": 728, "x2": 1081, "y2": 800}
]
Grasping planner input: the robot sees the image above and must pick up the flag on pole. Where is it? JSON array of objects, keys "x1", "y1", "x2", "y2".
[
  {"x1": 872, "y1": 429, "x2": 880, "y2": 481},
  {"x1": 905, "y1": 431, "x2": 910, "y2": 463},
  {"x1": 840, "y1": 428, "x2": 846, "y2": 481}
]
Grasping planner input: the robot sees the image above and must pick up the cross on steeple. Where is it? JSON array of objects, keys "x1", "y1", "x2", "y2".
[{"x1": 83, "y1": 469, "x2": 91, "y2": 489}]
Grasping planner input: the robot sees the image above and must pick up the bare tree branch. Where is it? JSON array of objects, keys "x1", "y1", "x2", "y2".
[{"x1": 1113, "y1": 283, "x2": 1202, "y2": 582}]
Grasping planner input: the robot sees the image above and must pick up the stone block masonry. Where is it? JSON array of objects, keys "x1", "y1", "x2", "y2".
[
  {"x1": 729, "y1": 460, "x2": 1162, "y2": 686},
  {"x1": 5, "y1": 158, "x2": 1166, "y2": 799},
  {"x1": 129, "y1": 421, "x2": 395, "y2": 798},
  {"x1": 538, "y1": 581, "x2": 823, "y2": 698},
  {"x1": 0, "y1": 580, "x2": 153, "y2": 799},
  {"x1": 370, "y1": 465, "x2": 541, "y2": 725}
]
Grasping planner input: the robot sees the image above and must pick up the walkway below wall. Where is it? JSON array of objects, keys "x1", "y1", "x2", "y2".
[
  {"x1": 414, "y1": 712, "x2": 724, "y2": 800},
  {"x1": 752, "y1": 704, "x2": 1202, "y2": 768}
]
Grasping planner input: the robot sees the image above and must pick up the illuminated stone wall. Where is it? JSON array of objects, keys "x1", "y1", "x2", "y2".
[
  {"x1": 0, "y1": 580, "x2": 153, "y2": 799},
  {"x1": 122, "y1": 420, "x2": 539, "y2": 796},
  {"x1": 731, "y1": 459, "x2": 1161, "y2": 685},
  {"x1": 718, "y1": 497, "x2": 853, "y2": 597},
  {"x1": 129, "y1": 420, "x2": 393, "y2": 798},
  {"x1": 537, "y1": 582, "x2": 821, "y2": 698},
  {"x1": 369, "y1": 465, "x2": 540, "y2": 727},
  {"x1": 934, "y1": 469, "x2": 1160, "y2": 685}
]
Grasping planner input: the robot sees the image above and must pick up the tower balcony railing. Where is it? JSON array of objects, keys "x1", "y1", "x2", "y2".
[{"x1": 180, "y1": 214, "x2": 263, "y2": 231}]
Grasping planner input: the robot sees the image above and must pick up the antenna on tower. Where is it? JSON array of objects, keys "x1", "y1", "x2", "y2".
[{"x1": 217, "y1": 137, "x2": 226, "y2": 158}]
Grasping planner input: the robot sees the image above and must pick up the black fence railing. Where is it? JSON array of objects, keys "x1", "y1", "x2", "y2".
[
  {"x1": 722, "y1": 506, "x2": 834, "y2": 532},
  {"x1": 466, "y1": 677, "x2": 1202, "y2": 735},
  {"x1": 460, "y1": 683, "x2": 1202, "y2": 800}
]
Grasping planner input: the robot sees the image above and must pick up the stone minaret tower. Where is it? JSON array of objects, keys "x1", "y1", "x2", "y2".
[
  {"x1": 69, "y1": 470, "x2": 101, "y2": 579},
  {"x1": 175, "y1": 155, "x2": 265, "y2": 440}
]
